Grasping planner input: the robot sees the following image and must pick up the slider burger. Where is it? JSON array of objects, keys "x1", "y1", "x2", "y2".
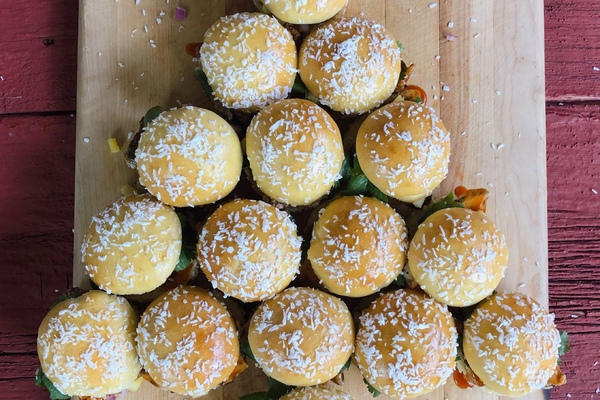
[
  {"x1": 197, "y1": 198, "x2": 302, "y2": 302},
  {"x1": 136, "y1": 286, "x2": 244, "y2": 397},
  {"x1": 299, "y1": 17, "x2": 401, "y2": 114},
  {"x1": 135, "y1": 106, "x2": 242, "y2": 207},
  {"x1": 307, "y1": 195, "x2": 408, "y2": 297},
  {"x1": 199, "y1": 12, "x2": 297, "y2": 112},
  {"x1": 280, "y1": 384, "x2": 352, "y2": 400},
  {"x1": 407, "y1": 207, "x2": 508, "y2": 307},
  {"x1": 354, "y1": 288, "x2": 457, "y2": 398},
  {"x1": 356, "y1": 100, "x2": 451, "y2": 205},
  {"x1": 81, "y1": 194, "x2": 182, "y2": 295},
  {"x1": 248, "y1": 287, "x2": 354, "y2": 386},
  {"x1": 37, "y1": 291, "x2": 142, "y2": 398},
  {"x1": 460, "y1": 291, "x2": 565, "y2": 395},
  {"x1": 259, "y1": 0, "x2": 347, "y2": 24},
  {"x1": 246, "y1": 98, "x2": 344, "y2": 207}
]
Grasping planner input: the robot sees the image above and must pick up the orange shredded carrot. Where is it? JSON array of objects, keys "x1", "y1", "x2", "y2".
[{"x1": 456, "y1": 187, "x2": 489, "y2": 212}]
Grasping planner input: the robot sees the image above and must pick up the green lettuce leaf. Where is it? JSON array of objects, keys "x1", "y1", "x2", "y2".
[{"x1": 35, "y1": 368, "x2": 70, "y2": 400}]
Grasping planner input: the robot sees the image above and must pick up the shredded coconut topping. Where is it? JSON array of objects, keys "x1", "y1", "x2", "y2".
[
  {"x1": 280, "y1": 384, "x2": 352, "y2": 400},
  {"x1": 249, "y1": 287, "x2": 354, "y2": 386},
  {"x1": 464, "y1": 292, "x2": 561, "y2": 395},
  {"x1": 357, "y1": 101, "x2": 451, "y2": 202},
  {"x1": 200, "y1": 12, "x2": 297, "y2": 111},
  {"x1": 37, "y1": 291, "x2": 141, "y2": 397},
  {"x1": 135, "y1": 106, "x2": 242, "y2": 207},
  {"x1": 408, "y1": 207, "x2": 508, "y2": 307},
  {"x1": 300, "y1": 16, "x2": 401, "y2": 114},
  {"x1": 81, "y1": 195, "x2": 182, "y2": 295},
  {"x1": 136, "y1": 286, "x2": 239, "y2": 397},
  {"x1": 262, "y1": 0, "x2": 347, "y2": 24},
  {"x1": 355, "y1": 289, "x2": 457, "y2": 398},
  {"x1": 246, "y1": 99, "x2": 344, "y2": 206},
  {"x1": 308, "y1": 195, "x2": 408, "y2": 297},
  {"x1": 197, "y1": 199, "x2": 302, "y2": 302}
]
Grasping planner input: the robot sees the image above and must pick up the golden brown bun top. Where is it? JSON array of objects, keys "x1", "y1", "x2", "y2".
[
  {"x1": 37, "y1": 291, "x2": 141, "y2": 397},
  {"x1": 463, "y1": 291, "x2": 561, "y2": 396},
  {"x1": 246, "y1": 99, "x2": 344, "y2": 206},
  {"x1": 263, "y1": 0, "x2": 347, "y2": 24},
  {"x1": 356, "y1": 101, "x2": 451, "y2": 203},
  {"x1": 308, "y1": 195, "x2": 408, "y2": 297},
  {"x1": 248, "y1": 287, "x2": 354, "y2": 386},
  {"x1": 280, "y1": 384, "x2": 353, "y2": 400},
  {"x1": 197, "y1": 199, "x2": 302, "y2": 302},
  {"x1": 408, "y1": 207, "x2": 508, "y2": 307},
  {"x1": 299, "y1": 17, "x2": 401, "y2": 114},
  {"x1": 136, "y1": 106, "x2": 242, "y2": 207},
  {"x1": 81, "y1": 194, "x2": 182, "y2": 295},
  {"x1": 354, "y1": 289, "x2": 457, "y2": 398},
  {"x1": 200, "y1": 12, "x2": 297, "y2": 111},
  {"x1": 136, "y1": 286, "x2": 240, "y2": 397}
]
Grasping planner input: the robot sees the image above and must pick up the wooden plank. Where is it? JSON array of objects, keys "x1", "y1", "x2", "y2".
[
  {"x1": 0, "y1": 1, "x2": 78, "y2": 114},
  {"x1": 0, "y1": 114, "x2": 75, "y2": 399},
  {"x1": 545, "y1": 0, "x2": 600, "y2": 101},
  {"x1": 438, "y1": 2, "x2": 547, "y2": 399},
  {"x1": 73, "y1": 0, "x2": 549, "y2": 399},
  {"x1": 546, "y1": 104, "x2": 600, "y2": 398}
]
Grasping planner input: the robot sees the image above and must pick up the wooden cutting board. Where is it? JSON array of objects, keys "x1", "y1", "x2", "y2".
[{"x1": 74, "y1": 1, "x2": 548, "y2": 399}]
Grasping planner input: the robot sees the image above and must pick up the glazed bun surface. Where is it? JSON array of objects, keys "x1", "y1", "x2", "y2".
[
  {"x1": 408, "y1": 207, "x2": 508, "y2": 307},
  {"x1": 246, "y1": 99, "x2": 344, "y2": 206},
  {"x1": 197, "y1": 199, "x2": 302, "y2": 302},
  {"x1": 81, "y1": 194, "x2": 182, "y2": 295},
  {"x1": 263, "y1": 0, "x2": 347, "y2": 24},
  {"x1": 356, "y1": 100, "x2": 450, "y2": 203},
  {"x1": 248, "y1": 287, "x2": 354, "y2": 386},
  {"x1": 200, "y1": 12, "x2": 297, "y2": 111},
  {"x1": 37, "y1": 291, "x2": 141, "y2": 397},
  {"x1": 299, "y1": 17, "x2": 401, "y2": 114},
  {"x1": 280, "y1": 384, "x2": 352, "y2": 400},
  {"x1": 463, "y1": 291, "x2": 561, "y2": 396},
  {"x1": 136, "y1": 286, "x2": 240, "y2": 397},
  {"x1": 354, "y1": 289, "x2": 457, "y2": 398},
  {"x1": 308, "y1": 195, "x2": 408, "y2": 297},
  {"x1": 136, "y1": 106, "x2": 242, "y2": 207}
]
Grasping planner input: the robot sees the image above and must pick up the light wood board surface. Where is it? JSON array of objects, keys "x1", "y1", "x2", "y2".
[{"x1": 74, "y1": 1, "x2": 548, "y2": 399}]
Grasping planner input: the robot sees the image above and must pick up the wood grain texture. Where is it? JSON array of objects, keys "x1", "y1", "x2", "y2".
[
  {"x1": 439, "y1": 2, "x2": 547, "y2": 398},
  {"x1": 546, "y1": 103, "x2": 600, "y2": 398},
  {"x1": 0, "y1": 1, "x2": 78, "y2": 114},
  {"x1": 0, "y1": 114, "x2": 75, "y2": 399},
  {"x1": 545, "y1": 0, "x2": 600, "y2": 101}
]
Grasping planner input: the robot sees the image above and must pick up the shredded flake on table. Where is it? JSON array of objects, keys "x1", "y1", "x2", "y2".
[
  {"x1": 594, "y1": 67, "x2": 600, "y2": 71},
  {"x1": 447, "y1": 21, "x2": 454, "y2": 28},
  {"x1": 142, "y1": 9, "x2": 146, "y2": 16},
  {"x1": 429, "y1": 2, "x2": 437, "y2": 8},
  {"x1": 135, "y1": 0, "x2": 140, "y2": 4},
  {"x1": 175, "y1": 7, "x2": 187, "y2": 21},
  {"x1": 156, "y1": 18, "x2": 162, "y2": 24},
  {"x1": 592, "y1": 188, "x2": 598, "y2": 195},
  {"x1": 495, "y1": 90, "x2": 502, "y2": 95},
  {"x1": 442, "y1": 85, "x2": 450, "y2": 91},
  {"x1": 446, "y1": 34, "x2": 457, "y2": 41},
  {"x1": 118, "y1": 62, "x2": 125, "y2": 68},
  {"x1": 108, "y1": 138, "x2": 120, "y2": 153},
  {"x1": 473, "y1": 33, "x2": 480, "y2": 39},
  {"x1": 518, "y1": 283, "x2": 525, "y2": 288},
  {"x1": 83, "y1": 137, "x2": 90, "y2": 143}
]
